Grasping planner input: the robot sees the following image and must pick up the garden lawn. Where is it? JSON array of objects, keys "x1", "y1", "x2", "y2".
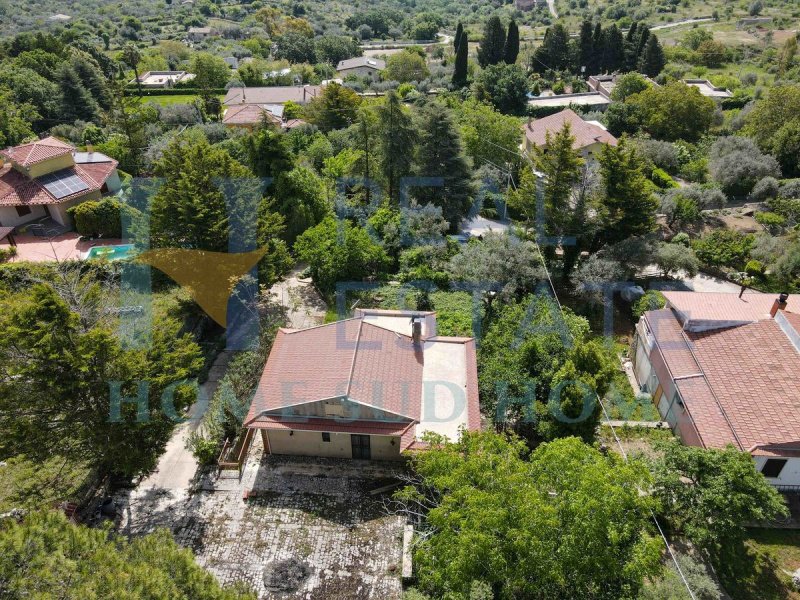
[{"x1": 144, "y1": 94, "x2": 225, "y2": 107}]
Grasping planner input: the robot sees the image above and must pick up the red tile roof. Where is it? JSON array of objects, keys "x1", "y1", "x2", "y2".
[
  {"x1": 0, "y1": 155, "x2": 117, "y2": 207},
  {"x1": 663, "y1": 291, "x2": 800, "y2": 330},
  {"x1": 244, "y1": 314, "x2": 481, "y2": 443},
  {"x1": 222, "y1": 104, "x2": 282, "y2": 126},
  {"x1": 1, "y1": 136, "x2": 74, "y2": 168},
  {"x1": 523, "y1": 108, "x2": 618, "y2": 150},
  {"x1": 645, "y1": 302, "x2": 800, "y2": 456}
]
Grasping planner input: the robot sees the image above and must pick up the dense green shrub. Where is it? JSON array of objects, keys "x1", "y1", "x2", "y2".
[
  {"x1": 632, "y1": 290, "x2": 666, "y2": 318},
  {"x1": 650, "y1": 167, "x2": 678, "y2": 189},
  {"x1": 0, "y1": 246, "x2": 16, "y2": 263},
  {"x1": 68, "y1": 197, "x2": 137, "y2": 238},
  {"x1": 692, "y1": 229, "x2": 755, "y2": 270}
]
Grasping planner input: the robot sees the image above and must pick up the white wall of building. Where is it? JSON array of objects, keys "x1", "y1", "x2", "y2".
[
  {"x1": 265, "y1": 429, "x2": 402, "y2": 460},
  {"x1": 753, "y1": 456, "x2": 800, "y2": 488},
  {"x1": 0, "y1": 205, "x2": 47, "y2": 228}
]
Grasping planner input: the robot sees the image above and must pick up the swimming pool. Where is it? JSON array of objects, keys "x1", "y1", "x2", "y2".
[{"x1": 86, "y1": 244, "x2": 138, "y2": 261}]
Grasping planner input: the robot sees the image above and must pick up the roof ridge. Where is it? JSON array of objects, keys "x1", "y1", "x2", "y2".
[{"x1": 345, "y1": 318, "x2": 364, "y2": 398}]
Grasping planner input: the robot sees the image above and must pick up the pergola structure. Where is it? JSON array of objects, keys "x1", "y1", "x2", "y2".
[{"x1": 0, "y1": 226, "x2": 16, "y2": 246}]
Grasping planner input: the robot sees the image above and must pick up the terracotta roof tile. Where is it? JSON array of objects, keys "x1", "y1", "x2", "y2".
[
  {"x1": 647, "y1": 305, "x2": 800, "y2": 455},
  {"x1": 244, "y1": 314, "x2": 481, "y2": 442},
  {"x1": 222, "y1": 104, "x2": 281, "y2": 126},
  {"x1": 1, "y1": 136, "x2": 74, "y2": 167},
  {"x1": 523, "y1": 108, "x2": 617, "y2": 150},
  {"x1": 663, "y1": 291, "x2": 800, "y2": 329}
]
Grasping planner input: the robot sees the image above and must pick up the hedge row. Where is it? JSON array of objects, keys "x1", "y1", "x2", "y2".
[{"x1": 124, "y1": 87, "x2": 228, "y2": 96}]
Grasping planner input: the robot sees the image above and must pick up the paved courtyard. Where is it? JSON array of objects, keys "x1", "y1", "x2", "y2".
[
  {"x1": 0, "y1": 232, "x2": 123, "y2": 262},
  {"x1": 114, "y1": 437, "x2": 407, "y2": 599}
]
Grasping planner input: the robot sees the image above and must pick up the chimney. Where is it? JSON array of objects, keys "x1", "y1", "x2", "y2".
[
  {"x1": 770, "y1": 292, "x2": 789, "y2": 318},
  {"x1": 412, "y1": 318, "x2": 422, "y2": 346}
]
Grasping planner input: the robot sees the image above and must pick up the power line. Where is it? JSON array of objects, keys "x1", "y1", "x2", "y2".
[{"x1": 496, "y1": 141, "x2": 699, "y2": 600}]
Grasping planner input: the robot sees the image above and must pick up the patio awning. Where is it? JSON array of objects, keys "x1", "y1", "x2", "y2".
[{"x1": 0, "y1": 227, "x2": 15, "y2": 245}]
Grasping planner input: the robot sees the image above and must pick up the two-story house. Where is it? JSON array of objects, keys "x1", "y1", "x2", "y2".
[
  {"x1": 633, "y1": 291, "x2": 800, "y2": 488},
  {"x1": 0, "y1": 137, "x2": 121, "y2": 229}
]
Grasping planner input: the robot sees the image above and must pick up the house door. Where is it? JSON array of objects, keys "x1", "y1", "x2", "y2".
[{"x1": 351, "y1": 435, "x2": 371, "y2": 460}]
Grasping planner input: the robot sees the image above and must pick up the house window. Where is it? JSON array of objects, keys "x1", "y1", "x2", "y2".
[
  {"x1": 15, "y1": 206, "x2": 31, "y2": 217},
  {"x1": 322, "y1": 432, "x2": 331, "y2": 442},
  {"x1": 761, "y1": 459, "x2": 787, "y2": 478}
]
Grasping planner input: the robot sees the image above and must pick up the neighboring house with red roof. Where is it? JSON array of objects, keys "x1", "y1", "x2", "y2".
[
  {"x1": 0, "y1": 137, "x2": 120, "y2": 229},
  {"x1": 244, "y1": 309, "x2": 481, "y2": 460},
  {"x1": 522, "y1": 108, "x2": 617, "y2": 161},
  {"x1": 632, "y1": 291, "x2": 800, "y2": 488}
]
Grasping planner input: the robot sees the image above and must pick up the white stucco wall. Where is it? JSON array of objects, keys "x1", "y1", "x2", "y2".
[
  {"x1": 0, "y1": 205, "x2": 47, "y2": 228},
  {"x1": 265, "y1": 430, "x2": 402, "y2": 460},
  {"x1": 753, "y1": 456, "x2": 800, "y2": 487}
]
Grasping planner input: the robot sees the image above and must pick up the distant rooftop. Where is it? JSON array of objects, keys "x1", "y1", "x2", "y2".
[
  {"x1": 523, "y1": 108, "x2": 618, "y2": 150},
  {"x1": 337, "y1": 56, "x2": 386, "y2": 71}
]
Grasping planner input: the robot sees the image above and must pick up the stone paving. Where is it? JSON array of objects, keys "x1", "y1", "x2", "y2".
[{"x1": 114, "y1": 437, "x2": 407, "y2": 599}]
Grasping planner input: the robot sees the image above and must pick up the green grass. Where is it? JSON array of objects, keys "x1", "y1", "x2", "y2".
[
  {"x1": 715, "y1": 530, "x2": 800, "y2": 600},
  {"x1": 143, "y1": 94, "x2": 226, "y2": 107}
]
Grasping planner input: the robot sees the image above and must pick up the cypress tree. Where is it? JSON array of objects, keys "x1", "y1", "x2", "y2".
[
  {"x1": 592, "y1": 22, "x2": 604, "y2": 73},
  {"x1": 453, "y1": 31, "x2": 469, "y2": 87},
  {"x1": 504, "y1": 19, "x2": 520, "y2": 64},
  {"x1": 478, "y1": 16, "x2": 506, "y2": 67},
  {"x1": 577, "y1": 20, "x2": 594, "y2": 74},
  {"x1": 624, "y1": 22, "x2": 639, "y2": 70},
  {"x1": 59, "y1": 64, "x2": 99, "y2": 122},
  {"x1": 602, "y1": 24, "x2": 625, "y2": 72},
  {"x1": 635, "y1": 26, "x2": 651, "y2": 63},
  {"x1": 376, "y1": 91, "x2": 417, "y2": 204},
  {"x1": 454, "y1": 22, "x2": 464, "y2": 51},
  {"x1": 640, "y1": 34, "x2": 666, "y2": 77},
  {"x1": 414, "y1": 102, "x2": 474, "y2": 230}
]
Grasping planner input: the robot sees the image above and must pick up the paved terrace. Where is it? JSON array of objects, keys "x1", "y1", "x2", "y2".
[
  {"x1": 0, "y1": 232, "x2": 122, "y2": 262},
  {"x1": 114, "y1": 436, "x2": 406, "y2": 599}
]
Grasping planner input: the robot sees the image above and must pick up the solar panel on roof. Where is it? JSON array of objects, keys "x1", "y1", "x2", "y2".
[{"x1": 37, "y1": 168, "x2": 89, "y2": 200}]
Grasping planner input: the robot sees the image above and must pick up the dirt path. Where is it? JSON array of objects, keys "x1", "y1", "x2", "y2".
[{"x1": 268, "y1": 264, "x2": 327, "y2": 329}]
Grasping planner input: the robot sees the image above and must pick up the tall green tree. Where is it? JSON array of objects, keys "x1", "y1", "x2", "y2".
[
  {"x1": 532, "y1": 23, "x2": 571, "y2": 73},
  {"x1": 271, "y1": 166, "x2": 330, "y2": 244},
  {"x1": 477, "y1": 16, "x2": 506, "y2": 67},
  {"x1": 452, "y1": 31, "x2": 469, "y2": 87},
  {"x1": 652, "y1": 441, "x2": 788, "y2": 576},
  {"x1": 104, "y1": 79, "x2": 160, "y2": 176},
  {"x1": 397, "y1": 432, "x2": 661, "y2": 600},
  {"x1": 600, "y1": 24, "x2": 625, "y2": 72},
  {"x1": 532, "y1": 123, "x2": 584, "y2": 239},
  {"x1": 58, "y1": 64, "x2": 99, "y2": 123},
  {"x1": 150, "y1": 137, "x2": 257, "y2": 251},
  {"x1": 639, "y1": 34, "x2": 666, "y2": 77},
  {"x1": 122, "y1": 42, "x2": 143, "y2": 97},
  {"x1": 243, "y1": 123, "x2": 294, "y2": 179},
  {"x1": 592, "y1": 22, "x2": 604, "y2": 73},
  {"x1": 624, "y1": 22, "x2": 639, "y2": 70},
  {"x1": 190, "y1": 52, "x2": 230, "y2": 90},
  {"x1": 456, "y1": 98, "x2": 521, "y2": 173},
  {"x1": 577, "y1": 20, "x2": 594, "y2": 74},
  {"x1": 454, "y1": 22, "x2": 464, "y2": 51},
  {"x1": 593, "y1": 140, "x2": 658, "y2": 249},
  {"x1": 504, "y1": 19, "x2": 519, "y2": 64},
  {"x1": 0, "y1": 88, "x2": 38, "y2": 147},
  {"x1": 414, "y1": 102, "x2": 474, "y2": 229},
  {"x1": 0, "y1": 272, "x2": 203, "y2": 478},
  {"x1": 376, "y1": 91, "x2": 417, "y2": 204},
  {"x1": 473, "y1": 63, "x2": 529, "y2": 115},
  {"x1": 303, "y1": 82, "x2": 362, "y2": 131},
  {"x1": 0, "y1": 511, "x2": 254, "y2": 599},
  {"x1": 294, "y1": 217, "x2": 390, "y2": 295},
  {"x1": 628, "y1": 81, "x2": 716, "y2": 142}
]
